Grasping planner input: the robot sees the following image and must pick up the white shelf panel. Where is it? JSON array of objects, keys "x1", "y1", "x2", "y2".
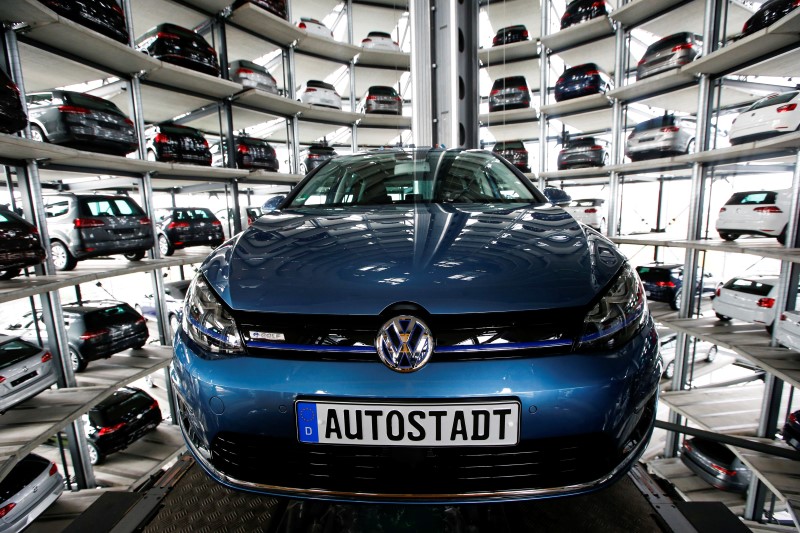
[
  {"x1": 610, "y1": 0, "x2": 688, "y2": 27},
  {"x1": 0, "y1": 0, "x2": 61, "y2": 24},
  {"x1": 612, "y1": 234, "x2": 800, "y2": 263},
  {"x1": 484, "y1": 59, "x2": 541, "y2": 92},
  {"x1": 164, "y1": 164, "x2": 248, "y2": 180},
  {"x1": 557, "y1": 108, "x2": 614, "y2": 133},
  {"x1": 19, "y1": 43, "x2": 122, "y2": 94},
  {"x1": 541, "y1": 16, "x2": 614, "y2": 52},
  {"x1": 481, "y1": 0, "x2": 542, "y2": 42},
  {"x1": 104, "y1": 82, "x2": 214, "y2": 125},
  {"x1": 131, "y1": 0, "x2": 208, "y2": 43},
  {"x1": 479, "y1": 39, "x2": 539, "y2": 65},
  {"x1": 245, "y1": 170, "x2": 304, "y2": 185},
  {"x1": 235, "y1": 88, "x2": 306, "y2": 117},
  {"x1": 0, "y1": 346, "x2": 172, "y2": 482},
  {"x1": 647, "y1": 457, "x2": 747, "y2": 508},
  {"x1": 229, "y1": 2, "x2": 303, "y2": 46},
  {"x1": 298, "y1": 33, "x2": 361, "y2": 62},
  {"x1": 300, "y1": 105, "x2": 361, "y2": 125},
  {"x1": 191, "y1": 0, "x2": 232, "y2": 13},
  {"x1": 609, "y1": 70, "x2": 697, "y2": 104},
  {"x1": 684, "y1": 13, "x2": 800, "y2": 76},
  {"x1": 553, "y1": 35, "x2": 624, "y2": 75},
  {"x1": 358, "y1": 114, "x2": 412, "y2": 128},
  {"x1": 730, "y1": 440, "x2": 800, "y2": 508},
  {"x1": 142, "y1": 63, "x2": 243, "y2": 100},
  {"x1": 355, "y1": 49, "x2": 411, "y2": 69},
  {"x1": 479, "y1": 107, "x2": 539, "y2": 126},
  {"x1": 687, "y1": 131, "x2": 800, "y2": 165},
  {"x1": 541, "y1": 93, "x2": 612, "y2": 118},
  {"x1": 540, "y1": 167, "x2": 610, "y2": 180},
  {"x1": 480, "y1": 121, "x2": 540, "y2": 143},
  {"x1": 734, "y1": 48, "x2": 800, "y2": 78}
]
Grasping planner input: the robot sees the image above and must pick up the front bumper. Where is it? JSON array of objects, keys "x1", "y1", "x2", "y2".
[{"x1": 171, "y1": 317, "x2": 660, "y2": 502}]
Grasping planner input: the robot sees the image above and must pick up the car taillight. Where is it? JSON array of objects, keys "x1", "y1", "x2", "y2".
[
  {"x1": 585, "y1": 208, "x2": 597, "y2": 213},
  {"x1": 559, "y1": 149, "x2": 566, "y2": 154},
  {"x1": 367, "y1": 95, "x2": 378, "y2": 100},
  {"x1": 140, "y1": 217, "x2": 151, "y2": 225},
  {"x1": 298, "y1": 22, "x2": 306, "y2": 29},
  {"x1": 123, "y1": 117, "x2": 134, "y2": 126},
  {"x1": 591, "y1": 1, "x2": 605, "y2": 8},
  {"x1": 167, "y1": 221, "x2": 190, "y2": 229},
  {"x1": 711, "y1": 463, "x2": 737, "y2": 477},
  {"x1": 661, "y1": 126, "x2": 680, "y2": 132},
  {"x1": 492, "y1": 36, "x2": 500, "y2": 45},
  {"x1": 41, "y1": 352, "x2": 52, "y2": 363},
  {"x1": 489, "y1": 89, "x2": 500, "y2": 97},
  {"x1": 74, "y1": 217, "x2": 105, "y2": 228},
  {"x1": 136, "y1": 315, "x2": 146, "y2": 325},
  {"x1": 212, "y1": 220, "x2": 221, "y2": 226},
  {"x1": 0, "y1": 503, "x2": 16, "y2": 519},
  {"x1": 201, "y1": 138, "x2": 209, "y2": 148},
  {"x1": 716, "y1": 287, "x2": 721, "y2": 297},
  {"x1": 790, "y1": 412, "x2": 798, "y2": 424},
  {"x1": 98, "y1": 421, "x2": 126, "y2": 436},
  {"x1": 655, "y1": 281, "x2": 676, "y2": 288},
  {"x1": 237, "y1": 144, "x2": 250, "y2": 154},
  {"x1": 516, "y1": 86, "x2": 529, "y2": 93},
  {"x1": 781, "y1": 313, "x2": 788, "y2": 321},
  {"x1": 362, "y1": 38, "x2": 372, "y2": 43},
  {"x1": 154, "y1": 133, "x2": 170, "y2": 144},
  {"x1": 150, "y1": 400, "x2": 159, "y2": 411},
  {"x1": 81, "y1": 328, "x2": 109, "y2": 341},
  {"x1": 719, "y1": 207, "x2": 726, "y2": 213},
  {"x1": 671, "y1": 43, "x2": 693, "y2": 52},
  {"x1": 757, "y1": 297, "x2": 776, "y2": 308},
  {"x1": 58, "y1": 105, "x2": 91, "y2": 114},
  {"x1": 247, "y1": 215, "x2": 255, "y2": 225},
  {"x1": 754, "y1": 206, "x2": 782, "y2": 213},
  {"x1": 556, "y1": 77, "x2": 565, "y2": 85},
  {"x1": 0, "y1": 376, "x2": 4, "y2": 383},
  {"x1": 683, "y1": 440, "x2": 692, "y2": 452},
  {"x1": 308, "y1": 153, "x2": 321, "y2": 159},
  {"x1": 49, "y1": 463, "x2": 58, "y2": 476},
  {"x1": 777, "y1": 104, "x2": 797, "y2": 113},
  {"x1": 638, "y1": 58, "x2": 646, "y2": 66},
  {"x1": 304, "y1": 87, "x2": 317, "y2": 93},
  {"x1": 522, "y1": 30, "x2": 529, "y2": 38},
  {"x1": 590, "y1": 145, "x2": 603, "y2": 150},
  {"x1": 156, "y1": 31, "x2": 180, "y2": 40},
  {"x1": 584, "y1": 70, "x2": 599, "y2": 76}
]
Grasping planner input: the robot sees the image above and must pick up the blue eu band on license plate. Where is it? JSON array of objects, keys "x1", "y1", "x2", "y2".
[{"x1": 296, "y1": 401, "x2": 520, "y2": 446}]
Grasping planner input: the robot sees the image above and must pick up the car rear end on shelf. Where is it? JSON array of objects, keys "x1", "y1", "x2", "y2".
[
  {"x1": 0, "y1": 454, "x2": 63, "y2": 531},
  {"x1": 561, "y1": 0, "x2": 609, "y2": 29},
  {"x1": 492, "y1": 140, "x2": 530, "y2": 172},
  {"x1": 680, "y1": 437, "x2": 752, "y2": 493},
  {"x1": 235, "y1": 137, "x2": 279, "y2": 171},
  {"x1": 73, "y1": 196, "x2": 154, "y2": 260},
  {"x1": 86, "y1": 387, "x2": 162, "y2": 462},
  {"x1": 713, "y1": 276, "x2": 779, "y2": 328},
  {"x1": 69, "y1": 302, "x2": 148, "y2": 364},
  {"x1": 0, "y1": 70, "x2": 27, "y2": 135},
  {"x1": 557, "y1": 137, "x2": 608, "y2": 169},
  {"x1": 229, "y1": 59, "x2": 279, "y2": 94},
  {"x1": 157, "y1": 208, "x2": 224, "y2": 255},
  {"x1": 135, "y1": 23, "x2": 220, "y2": 77},
  {"x1": 0, "y1": 210, "x2": 46, "y2": 280},
  {"x1": 0, "y1": 336, "x2": 55, "y2": 412},
  {"x1": 492, "y1": 25, "x2": 529, "y2": 46},
  {"x1": 38, "y1": 0, "x2": 129, "y2": 44},
  {"x1": 741, "y1": 0, "x2": 799, "y2": 37},
  {"x1": 359, "y1": 86, "x2": 403, "y2": 115},
  {"x1": 302, "y1": 144, "x2": 337, "y2": 173},
  {"x1": 297, "y1": 17, "x2": 333, "y2": 38},
  {"x1": 563, "y1": 199, "x2": 605, "y2": 231},
  {"x1": 782, "y1": 410, "x2": 800, "y2": 451},
  {"x1": 636, "y1": 264, "x2": 681, "y2": 306},
  {"x1": 729, "y1": 91, "x2": 800, "y2": 145},
  {"x1": 715, "y1": 190, "x2": 790, "y2": 242},
  {"x1": 300, "y1": 80, "x2": 342, "y2": 110},
  {"x1": 148, "y1": 123, "x2": 211, "y2": 165},
  {"x1": 488, "y1": 76, "x2": 531, "y2": 112},
  {"x1": 625, "y1": 115, "x2": 695, "y2": 161},
  {"x1": 361, "y1": 31, "x2": 400, "y2": 51},
  {"x1": 637, "y1": 32, "x2": 702, "y2": 80},
  {"x1": 554, "y1": 63, "x2": 611, "y2": 102},
  {"x1": 233, "y1": 0, "x2": 287, "y2": 20}
]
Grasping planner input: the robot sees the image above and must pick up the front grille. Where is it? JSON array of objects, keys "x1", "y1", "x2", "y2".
[
  {"x1": 210, "y1": 431, "x2": 620, "y2": 496},
  {"x1": 234, "y1": 308, "x2": 583, "y2": 361}
]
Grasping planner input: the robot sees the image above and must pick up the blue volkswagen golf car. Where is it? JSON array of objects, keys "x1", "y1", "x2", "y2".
[{"x1": 171, "y1": 148, "x2": 661, "y2": 502}]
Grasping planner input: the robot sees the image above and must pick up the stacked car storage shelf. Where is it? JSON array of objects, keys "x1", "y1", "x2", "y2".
[
  {"x1": 0, "y1": 0, "x2": 409, "y2": 524},
  {"x1": 482, "y1": 0, "x2": 800, "y2": 525}
]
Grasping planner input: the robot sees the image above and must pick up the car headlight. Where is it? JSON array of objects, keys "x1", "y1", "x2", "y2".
[
  {"x1": 579, "y1": 264, "x2": 647, "y2": 350},
  {"x1": 182, "y1": 274, "x2": 243, "y2": 356}
]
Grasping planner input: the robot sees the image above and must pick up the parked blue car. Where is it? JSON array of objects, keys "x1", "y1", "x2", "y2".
[
  {"x1": 636, "y1": 262, "x2": 721, "y2": 311},
  {"x1": 171, "y1": 148, "x2": 661, "y2": 503}
]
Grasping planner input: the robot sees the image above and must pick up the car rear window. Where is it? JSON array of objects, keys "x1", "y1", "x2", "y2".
[
  {"x1": 369, "y1": 86, "x2": 398, "y2": 96},
  {"x1": 748, "y1": 91, "x2": 799, "y2": 111},
  {"x1": 83, "y1": 304, "x2": 140, "y2": 329},
  {"x1": 307, "y1": 80, "x2": 336, "y2": 91},
  {"x1": 724, "y1": 191, "x2": 778, "y2": 205},
  {"x1": 633, "y1": 116, "x2": 676, "y2": 132},
  {"x1": 647, "y1": 33, "x2": 694, "y2": 53},
  {"x1": 81, "y1": 197, "x2": 144, "y2": 217},
  {"x1": 492, "y1": 76, "x2": 527, "y2": 89},
  {"x1": 172, "y1": 208, "x2": 213, "y2": 221},
  {"x1": 566, "y1": 137, "x2": 598, "y2": 147},
  {"x1": 723, "y1": 278, "x2": 774, "y2": 296},
  {"x1": 64, "y1": 93, "x2": 123, "y2": 114},
  {"x1": 569, "y1": 199, "x2": 602, "y2": 207},
  {"x1": 368, "y1": 31, "x2": 392, "y2": 38},
  {"x1": 0, "y1": 338, "x2": 41, "y2": 370},
  {"x1": 636, "y1": 267, "x2": 673, "y2": 283},
  {"x1": 310, "y1": 145, "x2": 336, "y2": 154},
  {"x1": 90, "y1": 390, "x2": 153, "y2": 427},
  {"x1": 158, "y1": 124, "x2": 202, "y2": 137},
  {"x1": 493, "y1": 141, "x2": 524, "y2": 150},
  {"x1": 0, "y1": 456, "x2": 49, "y2": 500}
]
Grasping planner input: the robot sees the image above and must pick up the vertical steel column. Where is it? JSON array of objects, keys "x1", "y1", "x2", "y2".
[
  {"x1": 3, "y1": 25, "x2": 95, "y2": 489},
  {"x1": 286, "y1": 45, "x2": 300, "y2": 173},
  {"x1": 347, "y1": 0, "x2": 357, "y2": 150},
  {"x1": 606, "y1": 18, "x2": 626, "y2": 237},
  {"x1": 538, "y1": 0, "x2": 549, "y2": 189},
  {"x1": 409, "y1": 0, "x2": 434, "y2": 146},
  {"x1": 346, "y1": 0, "x2": 354, "y2": 45}
]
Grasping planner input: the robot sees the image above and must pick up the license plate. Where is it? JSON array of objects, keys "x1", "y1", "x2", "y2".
[{"x1": 296, "y1": 400, "x2": 519, "y2": 446}]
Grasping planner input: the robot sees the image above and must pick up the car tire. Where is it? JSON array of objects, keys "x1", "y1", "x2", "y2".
[
  {"x1": 70, "y1": 348, "x2": 87, "y2": 373},
  {"x1": 715, "y1": 312, "x2": 731, "y2": 321},
  {"x1": 686, "y1": 138, "x2": 696, "y2": 154},
  {"x1": 601, "y1": 153, "x2": 609, "y2": 166},
  {"x1": 30, "y1": 124, "x2": 46, "y2": 143},
  {"x1": 146, "y1": 150, "x2": 158, "y2": 162},
  {"x1": 124, "y1": 250, "x2": 146, "y2": 261},
  {"x1": 664, "y1": 361, "x2": 675, "y2": 380},
  {"x1": 87, "y1": 442, "x2": 103, "y2": 465},
  {"x1": 778, "y1": 225, "x2": 788, "y2": 245},
  {"x1": 0, "y1": 268, "x2": 21, "y2": 280},
  {"x1": 706, "y1": 345, "x2": 718, "y2": 363},
  {"x1": 718, "y1": 232, "x2": 737, "y2": 241},
  {"x1": 158, "y1": 235, "x2": 174, "y2": 256},
  {"x1": 766, "y1": 323, "x2": 774, "y2": 335},
  {"x1": 51, "y1": 241, "x2": 77, "y2": 271},
  {"x1": 670, "y1": 289, "x2": 682, "y2": 311}
]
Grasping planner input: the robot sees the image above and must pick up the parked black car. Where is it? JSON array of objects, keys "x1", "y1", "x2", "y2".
[
  {"x1": 741, "y1": 0, "x2": 800, "y2": 38},
  {"x1": 38, "y1": 0, "x2": 128, "y2": 44},
  {"x1": 488, "y1": 76, "x2": 531, "y2": 112},
  {"x1": 561, "y1": 0, "x2": 609, "y2": 29},
  {"x1": 637, "y1": 32, "x2": 702, "y2": 80},
  {"x1": 214, "y1": 136, "x2": 280, "y2": 171},
  {"x1": 0, "y1": 69, "x2": 28, "y2": 134},
  {"x1": 154, "y1": 207, "x2": 225, "y2": 256},
  {"x1": 783, "y1": 410, "x2": 800, "y2": 451},
  {"x1": 145, "y1": 122, "x2": 211, "y2": 166},
  {"x1": 301, "y1": 143, "x2": 337, "y2": 174},
  {"x1": 680, "y1": 437, "x2": 752, "y2": 493},
  {"x1": 42, "y1": 194, "x2": 154, "y2": 271},
  {"x1": 492, "y1": 140, "x2": 530, "y2": 172},
  {"x1": 558, "y1": 136, "x2": 609, "y2": 169},
  {"x1": 27, "y1": 90, "x2": 137, "y2": 156},
  {"x1": 84, "y1": 387, "x2": 162, "y2": 464},
  {"x1": 542, "y1": 187, "x2": 572, "y2": 207},
  {"x1": 554, "y1": 63, "x2": 612, "y2": 102},
  {"x1": 135, "y1": 23, "x2": 220, "y2": 77},
  {"x1": 0, "y1": 209, "x2": 46, "y2": 280},
  {"x1": 355, "y1": 86, "x2": 403, "y2": 115},
  {"x1": 492, "y1": 25, "x2": 529, "y2": 46},
  {"x1": 636, "y1": 263, "x2": 720, "y2": 311},
  {"x1": 232, "y1": 0, "x2": 287, "y2": 20},
  {"x1": 4, "y1": 301, "x2": 148, "y2": 372}
]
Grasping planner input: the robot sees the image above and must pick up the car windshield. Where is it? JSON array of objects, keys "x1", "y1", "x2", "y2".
[
  {"x1": 0, "y1": 338, "x2": 41, "y2": 370},
  {"x1": 287, "y1": 150, "x2": 542, "y2": 207}
]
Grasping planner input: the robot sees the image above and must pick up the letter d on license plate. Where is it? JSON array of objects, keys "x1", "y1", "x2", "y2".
[{"x1": 296, "y1": 401, "x2": 519, "y2": 446}]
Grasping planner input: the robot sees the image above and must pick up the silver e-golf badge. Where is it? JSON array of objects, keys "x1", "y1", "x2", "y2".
[{"x1": 375, "y1": 315, "x2": 434, "y2": 373}]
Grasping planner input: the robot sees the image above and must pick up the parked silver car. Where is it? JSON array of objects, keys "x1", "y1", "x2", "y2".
[
  {"x1": 626, "y1": 115, "x2": 696, "y2": 161},
  {"x1": 0, "y1": 335, "x2": 55, "y2": 412},
  {"x1": 229, "y1": 59, "x2": 279, "y2": 95},
  {"x1": 0, "y1": 454, "x2": 63, "y2": 533},
  {"x1": 637, "y1": 32, "x2": 702, "y2": 80}
]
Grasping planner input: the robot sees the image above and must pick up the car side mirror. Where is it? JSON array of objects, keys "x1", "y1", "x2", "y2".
[{"x1": 262, "y1": 195, "x2": 286, "y2": 212}]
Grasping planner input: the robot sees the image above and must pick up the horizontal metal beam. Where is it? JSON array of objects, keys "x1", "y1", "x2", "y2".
[{"x1": 65, "y1": 177, "x2": 139, "y2": 192}]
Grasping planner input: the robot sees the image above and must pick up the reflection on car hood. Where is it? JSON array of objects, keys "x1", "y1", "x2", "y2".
[{"x1": 201, "y1": 204, "x2": 624, "y2": 314}]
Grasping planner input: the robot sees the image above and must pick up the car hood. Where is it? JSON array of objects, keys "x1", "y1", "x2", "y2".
[{"x1": 201, "y1": 204, "x2": 625, "y2": 315}]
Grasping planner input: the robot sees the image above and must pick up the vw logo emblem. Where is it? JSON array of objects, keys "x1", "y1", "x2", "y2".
[{"x1": 375, "y1": 315, "x2": 434, "y2": 373}]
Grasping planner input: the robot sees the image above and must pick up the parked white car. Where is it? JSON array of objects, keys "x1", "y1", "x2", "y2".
[
  {"x1": 713, "y1": 275, "x2": 780, "y2": 332},
  {"x1": 729, "y1": 91, "x2": 800, "y2": 145},
  {"x1": 716, "y1": 189, "x2": 790, "y2": 243},
  {"x1": 563, "y1": 198, "x2": 606, "y2": 232},
  {"x1": 215, "y1": 206, "x2": 262, "y2": 238},
  {"x1": 777, "y1": 309, "x2": 800, "y2": 352},
  {"x1": 297, "y1": 17, "x2": 333, "y2": 38},
  {"x1": 361, "y1": 31, "x2": 401, "y2": 51},
  {"x1": 297, "y1": 80, "x2": 342, "y2": 110}
]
